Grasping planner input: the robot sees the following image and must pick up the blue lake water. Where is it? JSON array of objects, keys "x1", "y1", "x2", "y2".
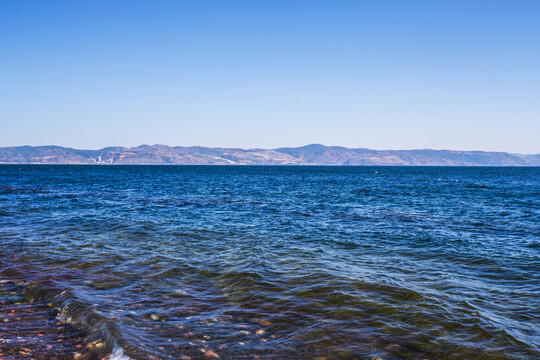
[{"x1": 0, "y1": 165, "x2": 539, "y2": 359}]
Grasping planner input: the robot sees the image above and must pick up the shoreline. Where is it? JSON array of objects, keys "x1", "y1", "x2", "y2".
[{"x1": 0, "y1": 278, "x2": 104, "y2": 360}]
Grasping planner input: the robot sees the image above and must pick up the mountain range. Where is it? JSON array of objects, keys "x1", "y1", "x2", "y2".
[{"x1": 0, "y1": 144, "x2": 538, "y2": 166}]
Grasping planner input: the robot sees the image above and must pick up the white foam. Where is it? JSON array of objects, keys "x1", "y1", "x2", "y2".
[{"x1": 109, "y1": 346, "x2": 132, "y2": 360}]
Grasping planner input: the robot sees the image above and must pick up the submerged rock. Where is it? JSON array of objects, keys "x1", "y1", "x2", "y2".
[{"x1": 200, "y1": 348, "x2": 220, "y2": 358}]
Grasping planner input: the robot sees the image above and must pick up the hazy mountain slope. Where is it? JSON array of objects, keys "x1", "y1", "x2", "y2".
[
  {"x1": 0, "y1": 144, "x2": 537, "y2": 166},
  {"x1": 275, "y1": 144, "x2": 532, "y2": 166},
  {"x1": 0, "y1": 145, "x2": 303, "y2": 165},
  {"x1": 0, "y1": 146, "x2": 93, "y2": 164},
  {"x1": 516, "y1": 154, "x2": 540, "y2": 166}
]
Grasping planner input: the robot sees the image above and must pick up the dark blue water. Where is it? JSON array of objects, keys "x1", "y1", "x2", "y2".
[{"x1": 0, "y1": 165, "x2": 539, "y2": 359}]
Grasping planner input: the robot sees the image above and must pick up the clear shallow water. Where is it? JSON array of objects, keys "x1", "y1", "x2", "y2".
[{"x1": 0, "y1": 165, "x2": 539, "y2": 359}]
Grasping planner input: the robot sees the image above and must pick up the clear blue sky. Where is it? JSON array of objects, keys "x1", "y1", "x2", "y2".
[{"x1": 1, "y1": 1, "x2": 539, "y2": 153}]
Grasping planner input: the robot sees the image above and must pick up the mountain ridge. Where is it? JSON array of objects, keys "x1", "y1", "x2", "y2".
[{"x1": 0, "y1": 144, "x2": 539, "y2": 166}]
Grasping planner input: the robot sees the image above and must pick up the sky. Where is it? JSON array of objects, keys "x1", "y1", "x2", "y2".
[{"x1": 1, "y1": 1, "x2": 539, "y2": 153}]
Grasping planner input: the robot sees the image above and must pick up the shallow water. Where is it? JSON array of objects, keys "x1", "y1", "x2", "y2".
[{"x1": 0, "y1": 165, "x2": 539, "y2": 359}]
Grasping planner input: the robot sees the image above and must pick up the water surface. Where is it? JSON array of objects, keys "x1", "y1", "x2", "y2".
[{"x1": 0, "y1": 165, "x2": 538, "y2": 359}]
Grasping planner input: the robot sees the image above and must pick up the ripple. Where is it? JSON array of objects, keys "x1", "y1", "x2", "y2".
[{"x1": 0, "y1": 165, "x2": 538, "y2": 359}]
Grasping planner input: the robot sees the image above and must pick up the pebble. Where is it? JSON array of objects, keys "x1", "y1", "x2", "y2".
[
  {"x1": 200, "y1": 348, "x2": 220, "y2": 358},
  {"x1": 256, "y1": 329, "x2": 265, "y2": 335}
]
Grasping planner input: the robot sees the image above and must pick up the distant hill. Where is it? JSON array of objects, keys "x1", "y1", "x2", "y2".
[{"x1": 0, "y1": 144, "x2": 538, "y2": 166}]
